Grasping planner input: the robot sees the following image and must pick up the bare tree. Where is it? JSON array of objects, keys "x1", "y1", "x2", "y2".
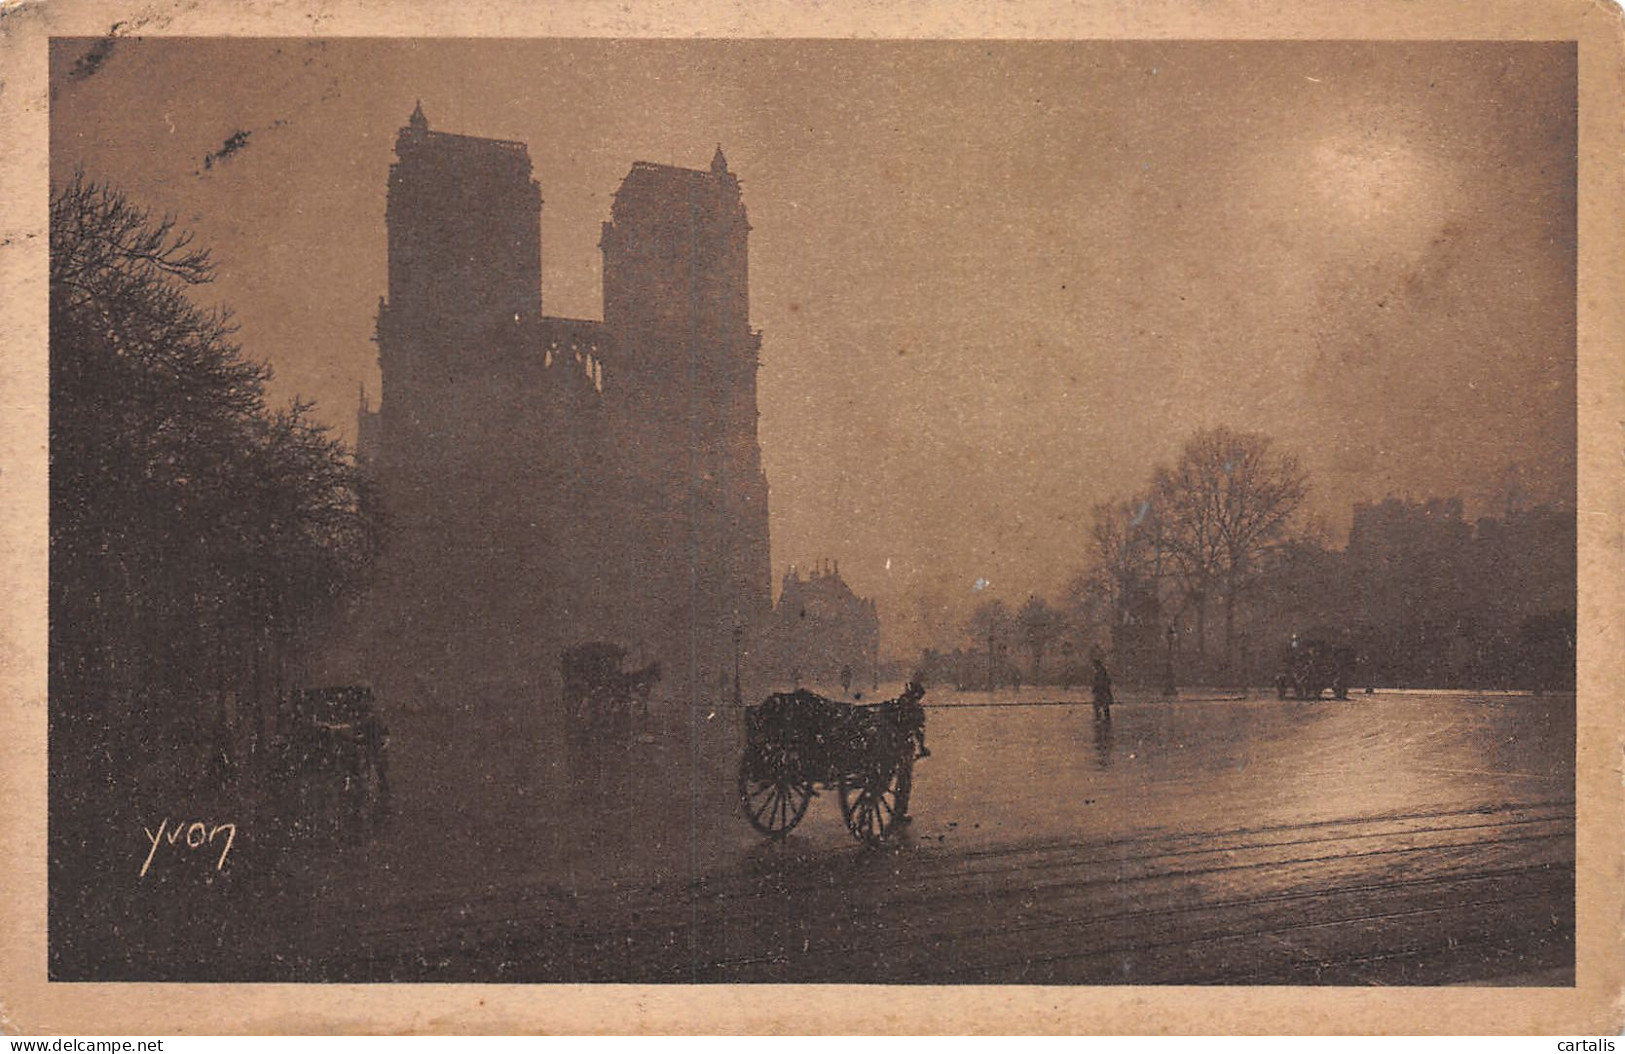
[
  {"x1": 51, "y1": 167, "x2": 216, "y2": 304},
  {"x1": 1057, "y1": 572, "x2": 1108, "y2": 676},
  {"x1": 914, "y1": 588, "x2": 958, "y2": 655},
  {"x1": 1087, "y1": 494, "x2": 1164, "y2": 618},
  {"x1": 1153, "y1": 427, "x2": 1308, "y2": 671},
  {"x1": 50, "y1": 172, "x2": 379, "y2": 790},
  {"x1": 965, "y1": 598, "x2": 1014, "y2": 688}
]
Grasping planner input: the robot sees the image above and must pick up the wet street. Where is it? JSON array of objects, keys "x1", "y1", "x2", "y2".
[{"x1": 307, "y1": 689, "x2": 1574, "y2": 985}]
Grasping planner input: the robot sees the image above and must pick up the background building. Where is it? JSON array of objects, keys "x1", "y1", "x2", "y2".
[{"x1": 766, "y1": 562, "x2": 881, "y2": 692}]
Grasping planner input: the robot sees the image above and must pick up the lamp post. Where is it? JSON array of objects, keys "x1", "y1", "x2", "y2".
[{"x1": 1164, "y1": 624, "x2": 1178, "y2": 698}]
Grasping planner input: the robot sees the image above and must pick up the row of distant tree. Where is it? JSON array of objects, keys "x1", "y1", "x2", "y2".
[
  {"x1": 924, "y1": 429, "x2": 1575, "y2": 692},
  {"x1": 50, "y1": 173, "x2": 379, "y2": 797},
  {"x1": 1290, "y1": 497, "x2": 1574, "y2": 690},
  {"x1": 50, "y1": 175, "x2": 383, "y2": 978}
]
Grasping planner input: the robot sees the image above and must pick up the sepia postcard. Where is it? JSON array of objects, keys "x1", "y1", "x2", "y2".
[{"x1": 1, "y1": 0, "x2": 1622, "y2": 1036}]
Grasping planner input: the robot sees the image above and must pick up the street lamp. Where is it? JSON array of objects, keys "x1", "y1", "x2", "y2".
[{"x1": 1164, "y1": 624, "x2": 1178, "y2": 698}]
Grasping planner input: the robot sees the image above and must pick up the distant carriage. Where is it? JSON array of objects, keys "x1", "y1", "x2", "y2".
[
  {"x1": 1275, "y1": 634, "x2": 1357, "y2": 701},
  {"x1": 275, "y1": 685, "x2": 390, "y2": 832},
  {"x1": 560, "y1": 642, "x2": 661, "y2": 735},
  {"x1": 737, "y1": 682, "x2": 928, "y2": 847}
]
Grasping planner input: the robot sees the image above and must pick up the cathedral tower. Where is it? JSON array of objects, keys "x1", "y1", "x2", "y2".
[
  {"x1": 373, "y1": 103, "x2": 550, "y2": 522},
  {"x1": 367, "y1": 105, "x2": 582, "y2": 703},
  {"x1": 600, "y1": 147, "x2": 773, "y2": 693},
  {"x1": 383, "y1": 102, "x2": 542, "y2": 353}
]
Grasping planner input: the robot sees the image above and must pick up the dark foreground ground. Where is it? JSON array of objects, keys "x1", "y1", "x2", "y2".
[
  {"x1": 340, "y1": 798, "x2": 1573, "y2": 984},
  {"x1": 64, "y1": 689, "x2": 1575, "y2": 984}
]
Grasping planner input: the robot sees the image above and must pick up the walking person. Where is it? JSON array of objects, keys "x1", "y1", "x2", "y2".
[{"x1": 1091, "y1": 657, "x2": 1114, "y2": 723}]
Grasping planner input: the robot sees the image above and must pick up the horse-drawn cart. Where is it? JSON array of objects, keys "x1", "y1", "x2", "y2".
[
  {"x1": 737, "y1": 682, "x2": 927, "y2": 846},
  {"x1": 1275, "y1": 633, "x2": 1357, "y2": 700},
  {"x1": 561, "y1": 642, "x2": 661, "y2": 737}
]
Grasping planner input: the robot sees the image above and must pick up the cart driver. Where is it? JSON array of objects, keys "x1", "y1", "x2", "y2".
[{"x1": 1091, "y1": 658, "x2": 1114, "y2": 723}]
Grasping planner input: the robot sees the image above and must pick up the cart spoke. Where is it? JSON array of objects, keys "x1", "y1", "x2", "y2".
[
  {"x1": 773, "y1": 783, "x2": 789, "y2": 828},
  {"x1": 768, "y1": 789, "x2": 787, "y2": 827},
  {"x1": 756, "y1": 785, "x2": 773, "y2": 825}
]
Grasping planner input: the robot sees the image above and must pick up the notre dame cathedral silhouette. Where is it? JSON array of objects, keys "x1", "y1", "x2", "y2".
[{"x1": 354, "y1": 104, "x2": 772, "y2": 782}]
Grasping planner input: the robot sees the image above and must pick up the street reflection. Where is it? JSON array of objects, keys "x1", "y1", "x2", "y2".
[
  {"x1": 323, "y1": 689, "x2": 1575, "y2": 933},
  {"x1": 1092, "y1": 715, "x2": 1115, "y2": 770}
]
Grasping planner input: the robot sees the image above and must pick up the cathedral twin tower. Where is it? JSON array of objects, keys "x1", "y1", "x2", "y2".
[{"x1": 359, "y1": 104, "x2": 772, "y2": 716}]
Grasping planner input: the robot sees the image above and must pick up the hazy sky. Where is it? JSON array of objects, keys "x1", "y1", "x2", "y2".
[{"x1": 50, "y1": 39, "x2": 1576, "y2": 656}]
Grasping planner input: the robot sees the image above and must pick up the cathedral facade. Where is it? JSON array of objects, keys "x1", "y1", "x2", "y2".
[{"x1": 356, "y1": 105, "x2": 772, "y2": 719}]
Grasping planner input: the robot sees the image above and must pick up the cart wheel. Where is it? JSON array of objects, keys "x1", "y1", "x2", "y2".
[
  {"x1": 839, "y1": 756, "x2": 913, "y2": 847},
  {"x1": 738, "y1": 754, "x2": 812, "y2": 839}
]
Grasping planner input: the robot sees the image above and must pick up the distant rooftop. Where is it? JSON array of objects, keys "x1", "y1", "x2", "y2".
[
  {"x1": 420, "y1": 129, "x2": 530, "y2": 154},
  {"x1": 628, "y1": 146, "x2": 731, "y2": 178},
  {"x1": 613, "y1": 154, "x2": 741, "y2": 217},
  {"x1": 628, "y1": 160, "x2": 709, "y2": 176},
  {"x1": 401, "y1": 102, "x2": 529, "y2": 156}
]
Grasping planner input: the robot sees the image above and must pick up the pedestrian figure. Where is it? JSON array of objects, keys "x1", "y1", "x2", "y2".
[
  {"x1": 901, "y1": 680, "x2": 930, "y2": 760},
  {"x1": 840, "y1": 664, "x2": 854, "y2": 697},
  {"x1": 1091, "y1": 658, "x2": 1114, "y2": 723}
]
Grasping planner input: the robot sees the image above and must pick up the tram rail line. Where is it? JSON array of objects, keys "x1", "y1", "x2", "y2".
[
  {"x1": 322, "y1": 798, "x2": 1573, "y2": 946},
  {"x1": 932, "y1": 869, "x2": 1573, "y2": 985},
  {"x1": 622, "y1": 852, "x2": 1571, "y2": 983},
  {"x1": 331, "y1": 801, "x2": 1574, "y2": 985}
]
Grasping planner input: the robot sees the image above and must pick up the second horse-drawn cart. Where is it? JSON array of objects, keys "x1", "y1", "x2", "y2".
[{"x1": 737, "y1": 682, "x2": 928, "y2": 846}]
